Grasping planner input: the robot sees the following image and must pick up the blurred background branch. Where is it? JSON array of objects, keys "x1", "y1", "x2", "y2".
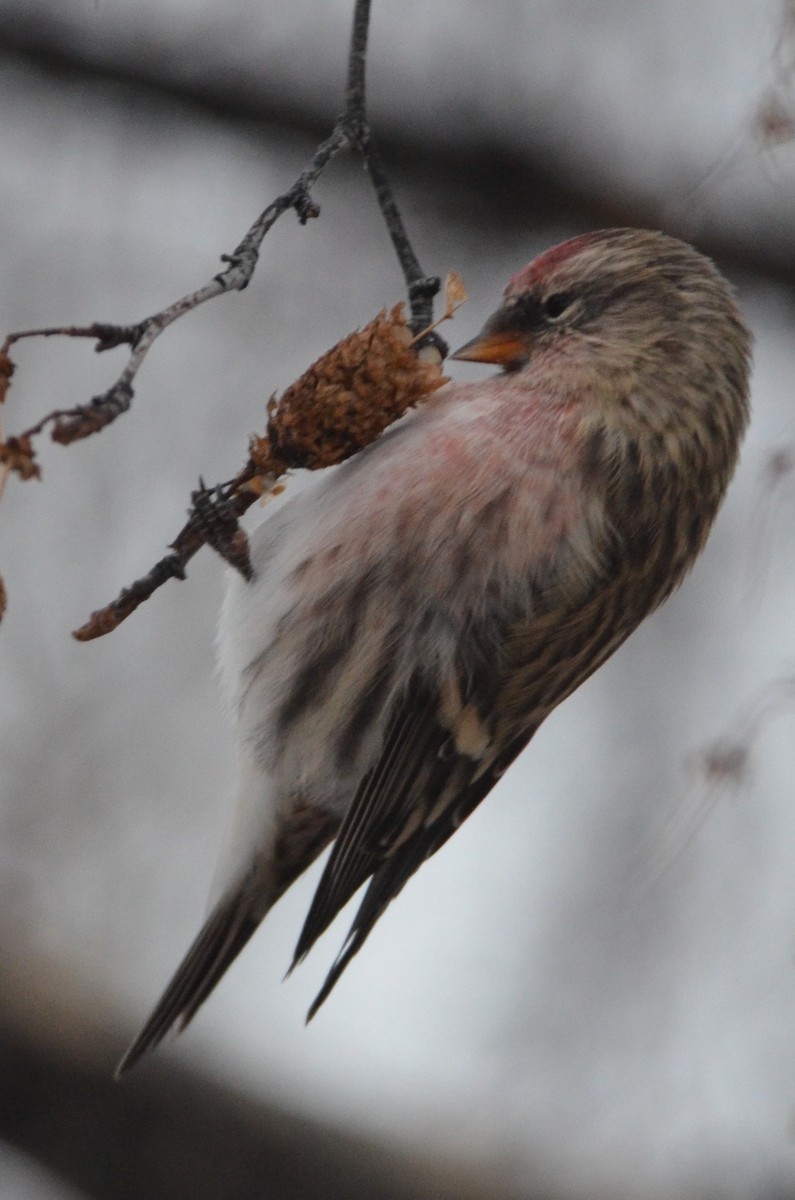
[
  {"x1": 0, "y1": 956, "x2": 531, "y2": 1200},
  {"x1": 3, "y1": 1, "x2": 795, "y2": 281}
]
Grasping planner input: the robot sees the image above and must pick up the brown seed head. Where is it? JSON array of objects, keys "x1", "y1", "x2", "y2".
[{"x1": 251, "y1": 304, "x2": 447, "y2": 476}]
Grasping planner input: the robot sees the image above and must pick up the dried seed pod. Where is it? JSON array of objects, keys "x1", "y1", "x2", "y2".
[
  {"x1": 0, "y1": 434, "x2": 40, "y2": 481},
  {"x1": 252, "y1": 304, "x2": 447, "y2": 474}
]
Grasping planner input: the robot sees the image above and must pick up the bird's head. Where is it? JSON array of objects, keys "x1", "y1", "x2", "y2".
[{"x1": 451, "y1": 228, "x2": 751, "y2": 421}]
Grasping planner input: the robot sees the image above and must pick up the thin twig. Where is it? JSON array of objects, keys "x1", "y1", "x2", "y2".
[
  {"x1": 4, "y1": 0, "x2": 439, "y2": 449},
  {"x1": 4, "y1": 0, "x2": 446, "y2": 636},
  {"x1": 340, "y1": 0, "x2": 441, "y2": 338},
  {"x1": 73, "y1": 469, "x2": 268, "y2": 640},
  {"x1": 73, "y1": 302, "x2": 448, "y2": 641}
]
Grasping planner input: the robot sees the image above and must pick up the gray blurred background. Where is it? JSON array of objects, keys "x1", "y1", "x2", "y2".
[{"x1": 2, "y1": 2, "x2": 795, "y2": 1198}]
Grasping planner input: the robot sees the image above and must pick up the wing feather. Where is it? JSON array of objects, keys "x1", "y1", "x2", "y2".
[
  {"x1": 301, "y1": 583, "x2": 640, "y2": 1018},
  {"x1": 291, "y1": 683, "x2": 443, "y2": 967}
]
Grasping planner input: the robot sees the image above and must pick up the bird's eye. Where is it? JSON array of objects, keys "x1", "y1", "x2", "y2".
[{"x1": 543, "y1": 292, "x2": 573, "y2": 320}]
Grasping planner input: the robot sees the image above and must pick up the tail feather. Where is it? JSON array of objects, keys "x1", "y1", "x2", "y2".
[{"x1": 115, "y1": 882, "x2": 266, "y2": 1078}]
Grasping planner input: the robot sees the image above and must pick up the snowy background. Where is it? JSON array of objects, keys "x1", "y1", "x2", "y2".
[{"x1": 2, "y1": 1, "x2": 795, "y2": 1197}]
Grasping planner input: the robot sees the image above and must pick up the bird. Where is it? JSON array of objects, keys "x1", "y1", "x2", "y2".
[{"x1": 116, "y1": 228, "x2": 751, "y2": 1075}]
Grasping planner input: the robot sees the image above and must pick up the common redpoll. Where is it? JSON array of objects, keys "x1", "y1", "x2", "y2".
[{"x1": 117, "y1": 228, "x2": 751, "y2": 1074}]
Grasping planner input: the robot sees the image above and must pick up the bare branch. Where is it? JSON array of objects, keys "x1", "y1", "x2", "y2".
[
  {"x1": 339, "y1": 1, "x2": 442, "y2": 340},
  {"x1": 2, "y1": 0, "x2": 439, "y2": 449},
  {"x1": 72, "y1": 306, "x2": 448, "y2": 641},
  {"x1": 2, "y1": 0, "x2": 450, "y2": 634},
  {"x1": 73, "y1": 479, "x2": 267, "y2": 642}
]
